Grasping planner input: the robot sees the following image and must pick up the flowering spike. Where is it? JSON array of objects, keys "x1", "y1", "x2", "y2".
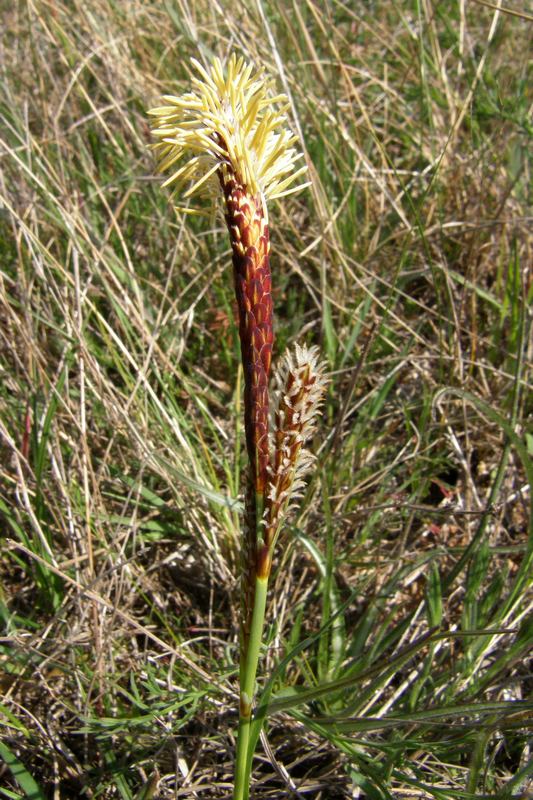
[
  {"x1": 263, "y1": 344, "x2": 328, "y2": 560},
  {"x1": 148, "y1": 54, "x2": 308, "y2": 209},
  {"x1": 147, "y1": 57, "x2": 318, "y2": 798},
  {"x1": 149, "y1": 54, "x2": 307, "y2": 658}
]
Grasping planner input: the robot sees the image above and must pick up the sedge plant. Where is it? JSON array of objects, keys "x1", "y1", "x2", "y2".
[{"x1": 148, "y1": 55, "x2": 327, "y2": 797}]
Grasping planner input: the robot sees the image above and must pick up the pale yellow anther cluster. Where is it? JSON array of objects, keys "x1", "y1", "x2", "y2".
[{"x1": 148, "y1": 54, "x2": 309, "y2": 212}]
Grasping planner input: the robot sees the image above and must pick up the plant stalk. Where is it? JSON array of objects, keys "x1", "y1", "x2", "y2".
[{"x1": 233, "y1": 572, "x2": 269, "y2": 800}]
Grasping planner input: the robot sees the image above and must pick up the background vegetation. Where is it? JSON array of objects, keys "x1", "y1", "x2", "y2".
[{"x1": 1, "y1": 1, "x2": 531, "y2": 797}]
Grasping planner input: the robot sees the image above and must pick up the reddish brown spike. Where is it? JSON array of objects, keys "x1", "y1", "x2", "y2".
[
  {"x1": 221, "y1": 174, "x2": 273, "y2": 497},
  {"x1": 218, "y1": 167, "x2": 274, "y2": 657}
]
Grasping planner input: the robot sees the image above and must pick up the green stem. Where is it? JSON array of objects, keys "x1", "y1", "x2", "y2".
[{"x1": 234, "y1": 573, "x2": 269, "y2": 800}]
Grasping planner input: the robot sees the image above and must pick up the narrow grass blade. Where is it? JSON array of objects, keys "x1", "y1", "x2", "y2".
[{"x1": 0, "y1": 742, "x2": 47, "y2": 800}]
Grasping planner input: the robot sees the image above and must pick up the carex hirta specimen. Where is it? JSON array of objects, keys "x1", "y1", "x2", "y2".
[{"x1": 149, "y1": 54, "x2": 327, "y2": 798}]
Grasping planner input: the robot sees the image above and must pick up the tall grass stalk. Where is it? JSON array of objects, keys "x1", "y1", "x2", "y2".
[{"x1": 148, "y1": 54, "x2": 326, "y2": 798}]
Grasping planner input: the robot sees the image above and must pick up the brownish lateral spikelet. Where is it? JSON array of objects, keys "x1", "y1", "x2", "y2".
[{"x1": 262, "y1": 344, "x2": 327, "y2": 574}]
